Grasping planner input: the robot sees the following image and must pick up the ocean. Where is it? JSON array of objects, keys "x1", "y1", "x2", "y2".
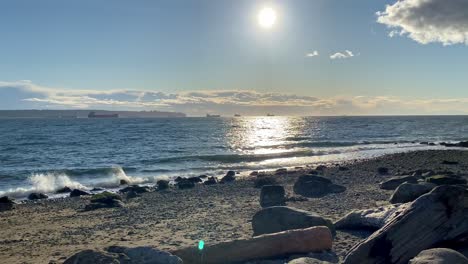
[{"x1": 1, "y1": 116, "x2": 467, "y2": 198}]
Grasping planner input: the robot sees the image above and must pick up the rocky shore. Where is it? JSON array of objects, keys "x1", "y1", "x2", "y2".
[{"x1": 0, "y1": 150, "x2": 467, "y2": 264}]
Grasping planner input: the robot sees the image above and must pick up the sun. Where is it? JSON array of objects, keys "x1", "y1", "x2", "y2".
[{"x1": 258, "y1": 7, "x2": 277, "y2": 29}]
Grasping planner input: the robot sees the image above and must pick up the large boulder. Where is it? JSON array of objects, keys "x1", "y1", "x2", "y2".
[
  {"x1": 119, "y1": 185, "x2": 151, "y2": 194},
  {"x1": 156, "y1": 180, "x2": 169, "y2": 190},
  {"x1": 177, "y1": 179, "x2": 195, "y2": 189},
  {"x1": 220, "y1": 171, "x2": 236, "y2": 183},
  {"x1": 409, "y1": 248, "x2": 468, "y2": 264},
  {"x1": 335, "y1": 204, "x2": 409, "y2": 231},
  {"x1": 389, "y1": 182, "x2": 436, "y2": 204},
  {"x1": 0, "y1": 196, "x2": 15, "y2": 212},
  {"x1": 425, "y1": 175, "x2": 467, "y2": 185},
  {"x1": 85, "y1": 192, "x2": 124, "y2": 211},
  {"x1": 70, "y1": 189, "x2": 91, "y2": 197},
  {"x1": 56, "y1": 187, "x2": 72, "y2": 194},
  {"x1": 293, "y1": 175, "x2": 346, "y2": 198},
  {"x1": 252, "y1": 206, "x2": 335, "y2": 236},
  {"x1": 172, "y1": 226, "x2": 332, "y2": 264},
  {"x1": 28, "y1": 192, "x2": 48, "y2": 200},
  {"x1": 344, "y1": 185, "x2": 468, "y2": 264},
  {"x1": 64, "y1": 247, "x2": 182, "y2": 264},
  {"x1": 379, "y1": 175, "x2": 418, "y2": 190},
  {"x1": 187, "y1": 176, "x2": 202, "y2": 183},
  {"x1": 260, "y1": 185, "x2": 286, "y2": 208}
]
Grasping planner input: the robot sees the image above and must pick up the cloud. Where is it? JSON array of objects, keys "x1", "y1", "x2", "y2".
[
  {"x1": 330, "y1": 50, "x2": 355, "y2": 59},
  {"x1": 306, "y1": 51, "x2": 319, "y2": 57},
  {"x1": 2, "y1": 81, "x2": 468, "y2": 115},
  {"x1": 377, "y1": 0, "x2": 468, "y2": 45}
]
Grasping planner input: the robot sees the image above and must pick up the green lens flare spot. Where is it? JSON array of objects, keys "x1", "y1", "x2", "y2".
[{"x1": 198, "y1": 240, "x2": 205, "y2": 250}]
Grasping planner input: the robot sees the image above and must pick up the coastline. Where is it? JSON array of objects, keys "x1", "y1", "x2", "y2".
[{"x1": 1, "y1": 149, "x2": 468, "y2": 263}]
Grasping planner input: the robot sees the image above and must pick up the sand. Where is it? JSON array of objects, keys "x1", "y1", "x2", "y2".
[{"x1": 1, "y1": 149, "x2": 467, "y2": 264}]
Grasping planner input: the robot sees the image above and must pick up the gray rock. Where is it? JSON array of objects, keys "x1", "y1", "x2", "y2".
[
  {"x1": 260, "y1": 185, "x2": 286, "y2": 208},
  {"x1": 70, "y1": 189, "x2": 91, "y2": 197},
  {"x1": 252, "y1": 206, "x2": 335, "y2": 236},
  {"x1": 389, "y1": 182, "x2": 436, "y2": 204},
  {"x1": 0, "y1": 196, "x2": 15, "y2": 212},
  {"x1": 156, "y1": 180, "x2": 169, "y2": 190},
  {"x1": 204, "y1": 176, "x2": 218, "y2": 185},
  {"x1": 56, "y1": 187, "x2": 72, "y2": 193},
  {"x1": 335, "y1": 204, "x2": 409, "y2": 230},
  {"x1": 85, "y1": 192, "x2": 124, "y2": 211},
  {"x1": 409, "y1": 248, "x2": 468, "y2": 264},
  {"x1": 293, "y1": 175, "x2": 346, "y2": 198},
  {"x1": 177, "y1": 179, "x2": 195, "y2": 189},
  {"x1": 63, "y1": 249, "x2": 119, "y2": 264},
  {"x1": 344, "y1": 185, "x2": 468, "y2": 264},
  {"x1": 119, "y1": 185, "x2": 151, "y2": 194},
  {"x1": 28, "y1": 192, "x2": 48, "y2": 200},
  {"x1": 379, "y1": 175, "x2": 418, "y2": 190},
  {"x1": 220, "y1": 172, "x2": 236, "y2": 183}
]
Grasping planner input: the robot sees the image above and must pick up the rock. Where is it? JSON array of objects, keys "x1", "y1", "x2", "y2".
[
  {"x1": 85, "y1": 192, "x2": 124, "y2": 211},
  {"x1": 335, "y1": 204, "x2": 410, "y2": 230},
  {"x1": 260, "y1": 185, "x2": 286, "y2": 208},
  {"x1": 126, "y1": 190, "x2": 140, "y2": 199},
  {"x1": 252, "y1": 206, "x2": 335, "y2": 236},
  {"x1": 254, "y1": 176, "x2": 278, "y2": 188},
  {"x1": 174, "y1": 177, "x2": 184, "y2": 183},
  {"x1": 389, "y1": 182, "x2": 436, "y2": 204},
  {"x1": 0, "y1": 196, "x2": 15, "y2": 212},
  {"x1": 64, "y1": 247, "x2": 182, "y2": 264},
  {"x1": 172, "y1": 226, "x2": 333, "y2": 264},
  {"x1": 177, "y1": 179, "x2": 195, "y2": 189},
  {"x1": 56, "y1": 187, "x2": 72, "y2": 193},
  {"x1": 426, "y1": 175, "x2": 467, "y2": 185},
  {"x1": 458, "y1": 141, "x2": 468, "y2": 147},
  {"x1": 293, "y1": 175, "x2": 346, "y2": 198},
  {"x1": 70, "y1": 189, "x2": 91, "y2": 197},
  {"x1": 119, "y1": 179, "x2": 129, "y2": 185},
  {"x1": 343, "y1": 185, "x2": 468, "y2": 264},
  {"x1": 188, "y1": 176, "x2": 202, "y2": 183},
  {"x1": 156, "y1": 180, "x2": 169, "y2": 190},
  {"x1": 28, "y1": 192, "x2": 48, "y2": 200},
  {"x1": 377, "y1": 167, "x2": 389, "y2": 175},
  {"x1": 106, "y1": 246, "x2": 183, "y2": 264},
  {"x1": 250, "y1": 171, "x2": 259, "y2": 176},
  {"x1": 275, "y1": 168, "x2": 288, "y2": 175},
  {"x1": 91, "y1": 187, "x2": 104, "y2": 191},
  {"x1": 220, "y1": 171, "x2": 236, "y2": 183},
  {"x1": 379, "y1": 175, "x2": 418, "y2": 190},
  {"x1": 409, "y1": 248, "x2": 468, "y2": 264},
  {"x1": 63, "y1": 249, "x2": 119, "y2": 264},
  {"x1": 204, "y1": 176, "x2": 218, "y2": 185},
  {"x1": 288, "y1": 257, "x2": 333, "y2": 264},
  {"x1": 119, "y1": 185, "x2": 151, "y2": 194},
  {"x1": 199, "y1": 175, "x2": 208, "y2": 179}
]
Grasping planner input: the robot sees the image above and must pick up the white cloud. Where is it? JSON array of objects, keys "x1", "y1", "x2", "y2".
[
  {"x1": 2, "y1": 81, "x2": 468, "y2": 115},
  {"x1": 330, "y1": 50, "x2": 355, "y2": 60},
  {"x1": 377, "y1": 0, "x2": 468, "y2": 45},
  {"x1": 306, "y1": 51, "x2": 319, "y2": 57}
]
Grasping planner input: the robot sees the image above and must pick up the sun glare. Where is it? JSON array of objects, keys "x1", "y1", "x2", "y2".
[{"x1": 258, "y1": 7, "x2": 277, "y2": 29}]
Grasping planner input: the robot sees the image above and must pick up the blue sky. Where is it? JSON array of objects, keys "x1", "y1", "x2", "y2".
[{"x1": 1, "y1": 0, "x2": 468, "y2": 115}]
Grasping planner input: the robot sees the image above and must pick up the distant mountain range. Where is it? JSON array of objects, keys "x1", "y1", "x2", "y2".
[{"x1": 0, "y1": 110, "x2": 186, "y2": 118}]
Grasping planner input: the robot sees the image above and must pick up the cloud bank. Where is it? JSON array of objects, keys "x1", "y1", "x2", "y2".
[
  {"x1": 330, "y1": 50, "x2": 355, "y2": 59},
  {"x1": 2, "y1": 81, "x2": 468, "y2": 116},
  {"x1": 377, "y1": 0, "x2": 468, "y2": 45}
]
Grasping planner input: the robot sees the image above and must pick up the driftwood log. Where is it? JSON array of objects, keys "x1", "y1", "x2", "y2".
[
  {"x1": 172, "y1": 226, "x2": 333, "y2": 264},
  {"x1": 344, "y1": 185, "x2": 468, "y2": 264}
]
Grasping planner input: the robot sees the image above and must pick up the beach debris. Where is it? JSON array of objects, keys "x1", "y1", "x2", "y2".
[
  {"x1": 0, "y1": 196, "x2": 15, "y2": 212},
  {"x1": 177, "y1": 179, "x2": 195, "y2": 189},
  {"x1": 425, "y1": 174, "x2": 467, "y2": 185},
  {"x1": 204, "y1": 176, "x2": 218, "y2": 185},
  {"x1": 156, "y1": 180, "x2": 169, "y2": 190},
  {"x1": 409, "y1": 248, "x2": 468, "y2": 264},
  {"x1": 260, "y1": 185, "x2": 286, "y2": 208},
  {"x1": 172, "y1": 226, "x2": 333, "y2": 264},
  {"x1": 119, "y1": 185, "x2": 151, "y2": 194},
  {"x1": 377, "y1": 167, "x2": 389, "y2": 175},
  {"x1": 27, "y1": 192, "x2": 48, "y2": 200},
  {"x1": 64, "y1": 246, "x2": 182, "y2": 264},
  {"x1": 84, "y1": 192, "x2": 124, "y2": 211},
  {"x1": 252, "y1": 206, "x2": 335, "y2": 236},
  {"x1": 344, "y1": 185, "x2": 468, "y2": 264},
  {"x1": 56, "y1": 186, "x2": 72, "y2": 194},
  {"x1": 335, "y1": 204, "x2": 409, "y2": 231},
  {"x1": 254, "y1": 176, "x2": 278, "y2": 188},
  {"x1": 293, "y1": 175, "x2": 346, "y2": 198},
  {"x1": 379, "y1": 175, "x2": 418, "y2": 190},
  {"x1": 389, "y1": 182, "x2": 435, "y2": 204},
  {"x1": 220, "y1": 171, "x2": 236, "y2": 183},
  {"x1": 70, "y1": 189, "x2": 91, "y2": 197}
]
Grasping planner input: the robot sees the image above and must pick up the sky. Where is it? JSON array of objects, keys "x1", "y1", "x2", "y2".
[{"x1": 1, "y1": 0, "x2": 468, "y2": 116}]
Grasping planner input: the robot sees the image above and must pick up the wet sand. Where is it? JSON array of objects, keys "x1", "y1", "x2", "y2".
[{"x1": 1, "y1": 149, "x2": 468, "y2": 264}]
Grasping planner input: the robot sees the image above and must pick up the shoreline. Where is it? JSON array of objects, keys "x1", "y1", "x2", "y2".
[{"x1": 1, "y1": 149, "x2": 468, "y2": 263}]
